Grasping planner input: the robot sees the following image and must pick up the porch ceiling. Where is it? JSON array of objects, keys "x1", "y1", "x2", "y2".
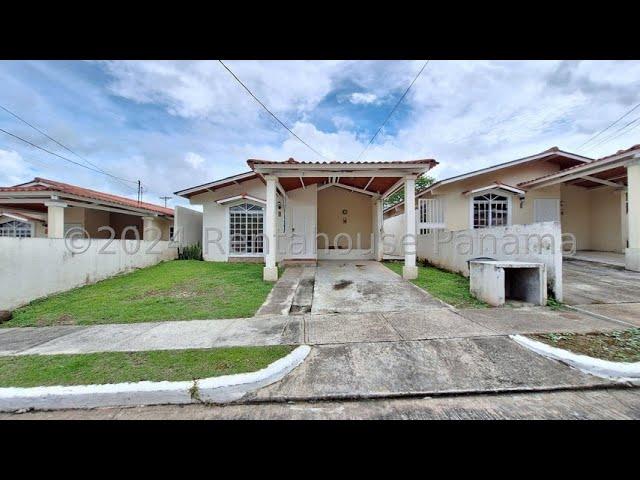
[
  {"x1": 248, "y1": 157, "x2": 437, "y2": 195},
  {"x1": 278, "y1": 176, "x2": 402, "y2": 194}
]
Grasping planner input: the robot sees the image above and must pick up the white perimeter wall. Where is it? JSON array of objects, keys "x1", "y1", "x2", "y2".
[
  {"x1": 416, "y1": 221, "x2": 563, "y2": 301},
  {"x1": 174, "y1": 205, "x2": 203, "y2": 247},
  {"x1": 382, "y1": 213, "x2": 405, "y2": 256},
  {"x1": 0, "y1": 238, "x2": 177, "y2": 311}
]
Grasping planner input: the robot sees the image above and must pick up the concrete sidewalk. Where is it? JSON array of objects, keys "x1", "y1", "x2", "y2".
[
  {"x1": 0, "y1": 305, "x2": 623, "y2": 356},
  {"x1": 0, "y1": 316, "x2": 302, "y2": 356}
]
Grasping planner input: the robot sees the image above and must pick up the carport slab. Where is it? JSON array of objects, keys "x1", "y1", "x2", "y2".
[
  {"x1": 247, "y1": 336, "x2": 611, "y2": 401},
  {"x1": 457, "y1": 307, "x2": 622, "y2": 335},
  {"x1": 563, "y1": 260, "x2": 640, "y2": 305},
  {"x1": 382, "y1": 309, "x2": 495, "y2": 340},
  {"x1": 574, "y1": 303, "x2": 640, "y2": 328}
]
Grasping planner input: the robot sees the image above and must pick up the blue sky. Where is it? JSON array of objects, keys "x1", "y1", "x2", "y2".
[{"x1": 1, "y1": 60, "x2": 639, "y2": 209}]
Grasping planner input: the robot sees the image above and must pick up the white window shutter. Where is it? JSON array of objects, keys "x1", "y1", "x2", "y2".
[{"x1": 418, "y1": 198, "x2": 445, "y2": 229}]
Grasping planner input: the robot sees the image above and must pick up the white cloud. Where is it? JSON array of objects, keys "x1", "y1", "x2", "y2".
[
  {"x1": 184, "y1": 152, "x2": 205, "y2": 169},
  {"x1": 0, "y1": 149, "x2": 32, "y2": 185},
  {"x1": 349, "y1": 92, "x2": 378, "y2": 105},
  {"x1": 331, "y1": 115, "x2": 355, "y2": 130}
]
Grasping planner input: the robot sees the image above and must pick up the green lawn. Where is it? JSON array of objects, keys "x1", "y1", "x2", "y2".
[
  {"x1": 384, "y1": 261, "x2": 487, "y2": 309},
  {"x1": 0, "y1": 346, "x2": 294, "y2": 388},
  {"x1": 530, "y1": 329, "x2": 640, "y2": 363},
  {"x1": 5, "y1": 260, "x2": 276, "y2": 328}
]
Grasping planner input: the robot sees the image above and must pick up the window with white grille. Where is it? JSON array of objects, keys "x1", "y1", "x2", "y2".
[
  {"x1": 473, "y1": 193, "x2": 509, "y2": 229},
  {"x1": 0, "y1": 220, "x2": 32, "y2": 237},
  {"x1": 229, "y1": 202, "x2": 264, "y2": 255},
  {"x1": 418, "y1": 198, "x2": 445, "y2": 233}
]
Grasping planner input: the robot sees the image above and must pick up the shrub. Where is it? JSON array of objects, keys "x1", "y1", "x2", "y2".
[{"x1": 178, "y1": 243, "x2": 203, "y2": 261}]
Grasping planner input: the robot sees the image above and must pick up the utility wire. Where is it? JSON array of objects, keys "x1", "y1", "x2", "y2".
[
  {"x1": 588, "y1": 116, "x2": 640, "y2": 150},
  {"x1": 0, "y1": 127, "x2": 143, "y2": 189},
  {"x1": 0, "y1": 104, "x2": 139, "y2": 192},
  {"x1": 576, "y1": 101, "x2": 640, "y2": 151},
  {"x1": 218, "y1": 60, "x2": 329, "y2": 160},
  {"x1": 356, "y1": 60, "x2": 430, "y2": 161}
]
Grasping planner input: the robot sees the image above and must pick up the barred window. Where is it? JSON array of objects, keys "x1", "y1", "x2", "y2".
[
  {"x1": 473, "y1": 193, "x2": 508, "y2": 229},
  {"x1": 0, "y1": 220, "x2": 32, "y2": 237},
  {"x1": 229, "y1": 203, "x2": 264, "y2": 255}
]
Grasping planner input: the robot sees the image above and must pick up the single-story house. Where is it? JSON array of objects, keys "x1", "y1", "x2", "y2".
[
  {"x1": 0, "y1": 177, "x2": 174, "y2": 241},
  {"x1": 384, "y1": 145, "x2": 640, "y2": 272},
  {"x1": 175, "y1": 158, "x2": 438, "y2": 280}
]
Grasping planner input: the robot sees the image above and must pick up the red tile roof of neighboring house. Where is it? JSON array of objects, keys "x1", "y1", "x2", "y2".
[
  {"x1": 518, "y1": 144, "x2": 640, "y2": 187},
  {"x1": 0, "y1": 178, "x2": 174, "y2": 216},
  {"x1": 247, "y1": 157, "x2": 438, "y2": 168}
]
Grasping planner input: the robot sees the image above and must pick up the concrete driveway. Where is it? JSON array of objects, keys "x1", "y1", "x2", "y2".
[
  {"x1": 563, "y1": 258, "x2": 640, "y2": 326},
  {"x1": 563, "y1": 259, "x2": 640, "y2": 306},
  {"x1": 311, "y1": 261, "x2": 446, "y2": 314}
]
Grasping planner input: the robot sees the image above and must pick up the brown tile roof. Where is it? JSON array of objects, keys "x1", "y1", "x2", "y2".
[
  {"x1": 518, "y1": 144, "x2": 640, "y2": 187},
  {"x1": 247, "y1": 157, "x2": 438, "y2": 168},
  {"x1": 0, "y1": 178, "x2": 174, "y2": 216}
]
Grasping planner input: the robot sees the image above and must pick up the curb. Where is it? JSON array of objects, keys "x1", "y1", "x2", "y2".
[
  {"x1": 510, "y1": 335, "x2": 640, "y2": 382},
  {"x1": 0, "y1": 345, "x2": 311, "y2": 413}
]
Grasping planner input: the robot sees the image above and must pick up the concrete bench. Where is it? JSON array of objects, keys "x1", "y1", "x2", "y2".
[{"x1": 469, "y1": 260, "x2": 547, "y2": 307}]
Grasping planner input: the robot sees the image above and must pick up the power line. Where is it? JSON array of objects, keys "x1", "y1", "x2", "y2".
[
  {"x1": 159, "y1": 196, "x2": 172, "y2": 207},
  {"x1": 576, "y1": 101, "x2": 640, "y2": 151},
  {"x1": 0, "y1": 104, "x2": 139, "y2": 191},
  {"x1": 218, "y1": 60, "x2": 329, "y2": 160},
  {"x1": 356, "y1": 60, "x2": 430, "y2": 161},
  {"x1": 0, "y1": 127, "x2": 142, "y2": 190},
  {"x1": 588, "y1": 116, "x2": 640, "y2": 151}
]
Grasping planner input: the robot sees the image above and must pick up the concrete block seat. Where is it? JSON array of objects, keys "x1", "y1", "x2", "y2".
[{"x1": 469, "y1": 260, "x2": 547, "y2": 307}]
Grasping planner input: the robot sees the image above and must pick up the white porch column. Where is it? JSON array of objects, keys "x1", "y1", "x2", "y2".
[
  {"x1": 264, "y1": 175, "x2": 279, "y2": 281},
  {"x1": 142, "y1": 216, "x2": 162, "y2": 241},
  {"x1": 375, "y1": 198, "x2": 384, "y2": 261},
  {"x1": 626, "y1": 160, "x2": 640, "y2": 271},
  {"x1": 44, "y1": 201, "x2": 67, "y2": 239},
  {"x1": 403, "y1": 176, "x2": 418, "y2": 279}
]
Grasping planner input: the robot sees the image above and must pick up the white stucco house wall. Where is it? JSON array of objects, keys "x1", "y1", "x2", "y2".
[
  {"x1": 175, "y1": 157, "x2": 438, "y2": 281},
  {"x1": 384, "y1": 145, "x2": 640, "y2": 273}
]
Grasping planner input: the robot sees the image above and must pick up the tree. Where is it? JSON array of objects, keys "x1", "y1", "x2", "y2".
[{"x1": 384, "y1": 175, "x2": 435, "y2": 209}]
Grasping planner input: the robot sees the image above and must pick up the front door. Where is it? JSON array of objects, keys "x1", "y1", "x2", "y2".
[
  {"x1": 534, "y1": 198, "x2": 560, "y2": 223},
  {"x1": 290, "y1": 205, "x2": 316, "y2": 259}
]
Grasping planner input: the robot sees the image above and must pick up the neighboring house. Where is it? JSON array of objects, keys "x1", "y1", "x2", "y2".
[
  {"x1": 384, "y1": 145, "x2": 640, "y2": 272},
  {"x1": 175, "y1": 158, "x2": 438, "y2": 280},
  {"x1": 0, "y1": 177, "x2": 174, "y2": 240}
]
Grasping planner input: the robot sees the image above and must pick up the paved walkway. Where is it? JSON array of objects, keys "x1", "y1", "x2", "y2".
[
  {"x1": 0, "y1": 306, "x2": 622, "y2": 356},
  {"x1": 4, "y1": 388, "x2": 639, "y2": 419},
  {"x1": 311, "y1": 261, "x2": 446, "y2": 314}
]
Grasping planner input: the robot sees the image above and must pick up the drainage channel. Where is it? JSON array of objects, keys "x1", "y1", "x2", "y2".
[{"x1": 290, "y1": 277, "x2": 315, "y2": 315}]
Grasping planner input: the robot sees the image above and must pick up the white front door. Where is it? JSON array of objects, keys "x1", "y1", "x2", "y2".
[
  {"x1": 290, "y1": 205, "x2": 316, "y2": 259},
  {"x1": 534, "y1": 199, "x2": 560, "y2": 223}
]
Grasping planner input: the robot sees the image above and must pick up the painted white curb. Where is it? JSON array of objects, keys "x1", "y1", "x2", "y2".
[
  {"x1": 511, "y1": 335, "x2": 640, "y2": 383},
  {"x1": 0, "y1": 345, "x2": 311, "y2": 412}
]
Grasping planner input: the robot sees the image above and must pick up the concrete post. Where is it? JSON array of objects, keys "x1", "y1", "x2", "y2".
[
  {"x1": 626, "y1": 160, "x2": 640, "y2": 271},
  {"x1": 264, "y1": 175, "x2": 279, "y2": 281},
  {"x1": 375, "y1": 198, "x2": 384, "y2": 261},
  {"x1": 142, "y1": 216, "x2": 162, "y2": 241},
  {"x1": 44, "y1": 201, "x2": 67, "y2": 239},
  {"x1": 403, "y1": 176, "x2": 418, "y2": 279}
]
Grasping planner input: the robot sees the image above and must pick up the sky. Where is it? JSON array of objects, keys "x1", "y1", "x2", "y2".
[{"x1": 1, "y1": 60, "x2": 639, "y2": 210}]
